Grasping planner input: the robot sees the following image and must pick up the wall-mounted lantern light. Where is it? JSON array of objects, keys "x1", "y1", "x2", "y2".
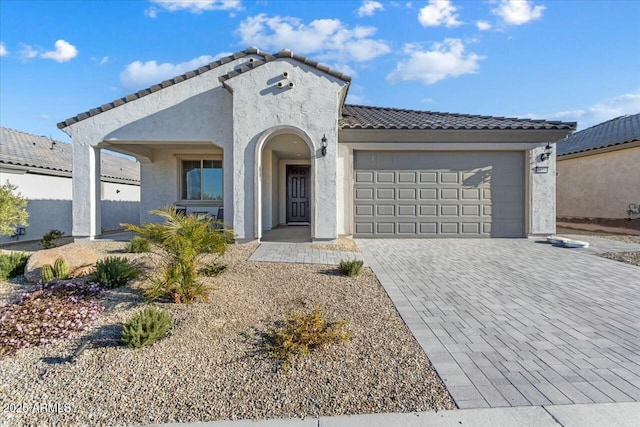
[
  {"x1": 540, "y1": 143, "x2": 553, "y2": 161},
  {"x1": 321, "y1": 134, "x2": 328, "y2": 157}
]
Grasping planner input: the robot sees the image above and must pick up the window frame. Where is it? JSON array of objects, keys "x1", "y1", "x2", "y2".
[{"x1": 178, "y1": 157, "x2": 223, "y2": 204}]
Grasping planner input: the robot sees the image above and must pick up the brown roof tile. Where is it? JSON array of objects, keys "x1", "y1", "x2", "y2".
[
  {"x1": 339, "y1": 104, "x2": 577, "y2": 131},
  {"x1": 57, "y1": 48, "x2": 351, "y2": 130}
]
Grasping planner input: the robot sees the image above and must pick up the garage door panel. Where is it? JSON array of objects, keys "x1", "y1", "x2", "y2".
[
  {"x1": 376, "y1": 188, "x2": 395, "y2": 200},
  {"x1": 440, "y1": 172, "x2": 459, "y2": 183},
  {"x1": 354, "y1": 151, "x2": 524, "y2": 238},
  {"x1": 420, "y1": 205, "x2": 437, "y2": 216},
  {"x1": 376, "y1": 204, "x2": 395, "y2": 216},
  {"x1": 398, "y1": 172, "x2": 416, "y2": 183},
  {"x1": 419, "y1": 189, "x2": 438, "y2": 200},
  {"x1": 398, "y1": 222, "x2": 417, "y2": 234},
  {"x1": 419, "y1": 172, "x2": 437, "y2": 183},
  {"x1": 376, "y1": 222, "x2": 395, "y2": 234},
  {"x1": 376, "y1": 172, "x2": 395, "y2": 183}
]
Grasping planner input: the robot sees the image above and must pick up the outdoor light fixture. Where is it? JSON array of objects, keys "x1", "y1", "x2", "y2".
[
  {"x1": 321, "y1": 134, "x2": 328, "y2": 157},
  {"x1": 540, "y1": 143, "x2": 553, "y2": 161}
]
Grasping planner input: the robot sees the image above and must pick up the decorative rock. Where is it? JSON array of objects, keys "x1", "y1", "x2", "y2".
[{"x1": 24, "y1": 244, "x2": 99, "y2": 282}]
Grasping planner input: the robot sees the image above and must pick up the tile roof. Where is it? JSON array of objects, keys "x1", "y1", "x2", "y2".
[
  {"x1": 0, "y1": 127, "x2": 140, "y2": 183},
  {"x1": 57, "y1": 48, "x2": 351, "y2": 130},
  {"x1": 557, "y1": 113, "x2": 640, "y2": 156},
  {"x1": 340, "y1": 105, "x2": 577, "y2": 131}
]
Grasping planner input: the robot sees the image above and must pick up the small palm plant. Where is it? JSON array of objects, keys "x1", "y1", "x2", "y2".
[{"x1": 122, "y1": 207, "x2": 231, "y2": 303}]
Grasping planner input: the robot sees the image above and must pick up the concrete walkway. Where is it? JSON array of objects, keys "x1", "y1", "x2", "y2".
[
  {"x1": 249, "y1": 242, "x2": 362, "y2": 265},
  {"x1": 356, "y1": 238, "x2": 640, "y2": 409},
  {"x1": 161, "y1": 402, "x2": 640, "y2": 427}
]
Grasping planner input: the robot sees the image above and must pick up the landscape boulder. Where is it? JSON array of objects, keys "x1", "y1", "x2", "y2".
[{"x1": 24, "y1": 245, "x2": 98, "y2": 283}]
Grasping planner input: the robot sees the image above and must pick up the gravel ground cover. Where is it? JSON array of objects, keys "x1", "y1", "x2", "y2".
[
  {"x1": 598, "y1": 251, "x2": 640, "y2": 267},
  {"x1": 556, "y1": 227, "x2": 640, "y2": 266},
  {"x1": 306, "y1": 237, "x2": 359, "y2": 252},
  {"x1": 556, "y1": 227, "x2": 640, "y2": 244},
  {"x1": 0, "y1": 242, "x2": 454, "y2": 426}
]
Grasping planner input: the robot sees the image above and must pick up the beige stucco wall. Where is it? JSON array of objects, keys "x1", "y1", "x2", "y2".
[{"x1": 557, "y1": 145, "x2": 640, "y2": 219}]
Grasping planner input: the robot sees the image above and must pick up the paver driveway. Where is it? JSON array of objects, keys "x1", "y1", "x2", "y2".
[{"x1": 356, "y1": 238, "x2": 640, "y2": 409}]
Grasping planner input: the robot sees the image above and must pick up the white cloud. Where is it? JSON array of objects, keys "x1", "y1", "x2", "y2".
[
  {"x1": 236, "y1": 14, "x2": 390, "y2": 63},
  {"x1": 418, "y1": 0, "x2": 462, "y2": 27},
  {"x1": 387, "y1": 39, "x2": 484, "y2": 85},
  {"x1": 0, "y1": 42, "x2": 7, "y2": 56},
  {"x1": 527, "y1": 90, "x2": 640, "y2": 130},
  {"x1": 149, "y1": 0, "x2": 242, "y2": 14},
  {"x1": 145, "y1": 7, "x2": 158, "y2": 18},
  {"x1": 476, "y1": 20, "x2": 492, "y2": 31},
  {"x1": 18, "y1": 43, "x2": 38, "y2": 60},
  {"x1": 91, "y1": 56, "x2": 109, "y2": 65},
  {"x1": 346, "y1": 84, "x2": 368, "y2": 105},
  {"x1": 493, "y1": 0, "x2": 545, "y2": 26},
  {"x1": 41, "y1": 40, "x2": 78, "y2": 62},
  {"x1": 358, "y1": 0, "x2": 384, "y2": 17},
  {"x1": 120, "y1": 53, "x2": 230, "y2": 89},
  {"x1": 332, "y1": 63, "x2": 357, "y2": 77}
]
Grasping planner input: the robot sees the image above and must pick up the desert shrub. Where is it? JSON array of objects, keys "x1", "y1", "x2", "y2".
[
  {"x1": 92, "y1": 256, "x2": 140, "y2": 289},
  {"x1": 53, "y1": 257, "x2": 70, "y2": 280},
  {"x1": 122, "y1": 207, "x2": 231, "y2": 303},
  {"x1": 199, "y1": 263, "x2": 228, "y2": 277},
  {"x1": 0, "y1": 252, "x2": 28, "y2": 280},
  {"x1": 41, "y1": 229, "x2": 64, "y2": 249},
  {"x1": 124, "y1": 236, "x2": 152, "y2": 253},
  {"x1": 266, "y1": 307, "x2": 351, "y2": 371},
  {"x1": 0, "y1": 181, "x2": 29, "y2": 237},
  {"x1": 0, "y1": 281, "x2": 103, "y2": 357},
  {"x1": 122, "y1": 306, "x2": 172, "y2": 349},
  {"x1": 338, "y1": 259, "x2": 364, "y2": 277}
]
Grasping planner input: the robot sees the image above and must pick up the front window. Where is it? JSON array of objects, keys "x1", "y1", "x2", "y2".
[{"x1": 181, "y1": 159, "x2": 222, "y2": 201}]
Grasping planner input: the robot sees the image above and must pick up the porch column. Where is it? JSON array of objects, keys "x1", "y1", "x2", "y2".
[{"x1": 72, "y1": 142, "x2": 101, "y2": 240}]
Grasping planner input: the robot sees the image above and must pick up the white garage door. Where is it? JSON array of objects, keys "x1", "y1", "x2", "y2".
[{"x1": 353, "y1": 151, "x2": 524, "y2": 238}]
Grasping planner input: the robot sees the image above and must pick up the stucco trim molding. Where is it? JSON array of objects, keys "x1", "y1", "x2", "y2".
[{"x1": 254, "y1": 125, "x2": 316, "y2": 240}]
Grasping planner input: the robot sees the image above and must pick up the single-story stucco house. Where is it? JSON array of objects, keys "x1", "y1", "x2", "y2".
[
  {"x1": 557, "y1": 113, "x2": 640, "y2": 221},
  {"x1": 0, "y1": 127, "x2": 140, "y2": 245},
  {"x1": 57, "y1": 48, "x2": 575, "y2": 242}
]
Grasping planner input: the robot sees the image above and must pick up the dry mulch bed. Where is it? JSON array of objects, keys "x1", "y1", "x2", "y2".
[{"x1": 0, "y1": 242, "x2": 454, "y2": 426}]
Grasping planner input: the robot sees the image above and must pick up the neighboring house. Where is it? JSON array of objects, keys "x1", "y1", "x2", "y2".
[
  {"x1": 57, "y1": 48, "x2": 575, "y2": 241},
  {"x1": 0, "y1": 127, "x2": 140, "y2": 244},
  {"x1": 556, "y1": 114, "x2": 640, "y2": 220}
]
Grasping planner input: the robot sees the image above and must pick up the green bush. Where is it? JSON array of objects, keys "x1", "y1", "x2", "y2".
[
  {"x1": 199, "y1": 263, "x2": 228, "y2": 277},
  {"x1": 124, "y1": 236, "x2": 152, "y2": 253},
  {"x1": 91, "y1": 256, "x2": 140, "y2": 289},
  {"x1": 53, "y1": 257, "x2": 70, "y2": 280},
  {"x1": 338, "y1": 259, "x2": 364, "y2": 277},
  {"x1": 122, "y1": 306, "x2": 172, "y2": 349},
  {"x1": 0, "y1": 252, "x2": 28, "y2": 280},
  {"x1": 41, "y1": 229, "x2": 64, "y2": 249},
  {"x1": 122, "y1": 207, "x2": 231, "y2": 303},
  {"x1": 266, "y1": 308, "x2": 350, "y2": 371},
  {"x1": 41, "y1": 264, "x2": 55, "y2": 283},
  {"x1": 0, "y1": 181, "x2": 29, "y2": 237}
]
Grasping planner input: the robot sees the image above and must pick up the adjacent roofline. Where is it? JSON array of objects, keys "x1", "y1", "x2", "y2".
[
  {"x1": 558, "y1": 139, "x2": 640, "y2": 160},
  {"x1": 557, "y1": 114, "x2": 640, "y2": 156},
  {"x1": 57, "y1": 47, "x2": 351, "y2": 130},
  {"x1": 340, "y1": 104, "x2": 577, "y2": 131}
]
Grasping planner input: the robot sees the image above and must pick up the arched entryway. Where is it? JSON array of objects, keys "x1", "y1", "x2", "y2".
[{"x1": 254, "y1": 126, "x2": 316, "y2": 241}]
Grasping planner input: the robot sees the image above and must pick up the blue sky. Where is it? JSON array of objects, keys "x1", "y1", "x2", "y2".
[{"x1": 1, "y1": 0, "x2": 639, "y2": 143}]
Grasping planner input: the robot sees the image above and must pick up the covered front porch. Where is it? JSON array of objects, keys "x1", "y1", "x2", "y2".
[{"x1": 71, "y1": 138, "x2": 231, "y2": 240}]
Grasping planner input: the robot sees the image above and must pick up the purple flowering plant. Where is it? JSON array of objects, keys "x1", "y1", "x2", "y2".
[{"x1": 0, "y1": 280, "x2": 104, "y2": 357}]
